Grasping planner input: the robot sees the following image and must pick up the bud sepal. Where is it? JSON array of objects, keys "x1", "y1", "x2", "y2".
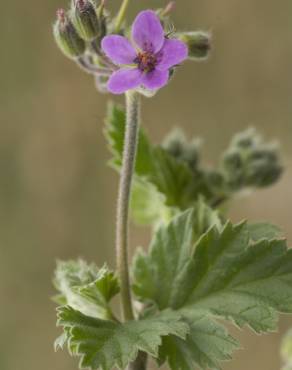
[
  {"x1": 72, "y1": 0, "x2": 100, "y2": 41},
  {"x1": 53, "y1": 9, "x2": 86, "y2": 59},
  {"x1": 178, "y1": 31, "x2": 211, "y2": 60}
]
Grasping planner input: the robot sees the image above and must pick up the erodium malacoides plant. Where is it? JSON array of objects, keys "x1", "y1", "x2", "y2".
[{"x1": 52, "y1": 1, "x2": 291, "y2": 370}]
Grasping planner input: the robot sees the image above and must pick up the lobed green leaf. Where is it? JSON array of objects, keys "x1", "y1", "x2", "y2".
[
  {"x1": 132, "y1": 210, "x2": 292, "y2": 369},
  {"x1": 56, "y1": 305, "x2": 189, "y2": 370}
]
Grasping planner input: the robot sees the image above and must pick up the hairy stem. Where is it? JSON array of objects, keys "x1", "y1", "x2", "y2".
[
  {"x1": 116, "y1": 91, "x2": 139, "y2": 322},
  {"x1": 115, "y1": 0, "x2": 130, "y2": 32}
]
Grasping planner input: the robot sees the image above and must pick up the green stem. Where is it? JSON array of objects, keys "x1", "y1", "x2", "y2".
[
  {"x1": 116, "y1": 91, "x2": 140, "y2": 322},
  {"x1": 115, "y1": 0, "x2": 130, "y2": 32}
]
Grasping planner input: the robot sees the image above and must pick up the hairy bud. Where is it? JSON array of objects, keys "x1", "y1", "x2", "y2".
[
  {"x1": 163, "y1": 129, "x2": 185, "y2": 158},
  {"x1": 221, "y1": 129, "x2": 283, "y2": 191},
  {"x1": 245, "y1": 146, "x2": 283, "y2": 187},
  {"x1": 232, "y1": 128, "x2": 258, "y2": 149},
  {"x1": 163, "y1": 129, "x2": 201, "y2": 171},
  {"x1": 222, "y1": 150, "x2": 245, "y2": 190},
  {"x1": 53, "y1": 9, "x2": 86, "y2": 59},
  {"x1": 178, "y1": 31, "x2": 211, "y2": 60},
  {"x1": 72, "y1": 0, "x2": 100, "y2": 41}
]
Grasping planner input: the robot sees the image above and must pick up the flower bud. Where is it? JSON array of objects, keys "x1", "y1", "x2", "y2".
[
  {"x1": 53, "y1": 9, "x2": 86, "y2": 59},
  {"x1": 181, "y1": 139, "x2": 201, "y2": 170},
  {"x1": 72, "y1": 0, "x2": 100, "y2": 41},
  {"x1": 163, "y1": 129, "x2": 185, "y2": 158},
  {"x1": 222, "y1": 150, "x2": 245, "y2": 190},
  {"x1": 163, "y1": 129, "x2": 201, "y2": 170},
  {"x1": 246, "y1": 145, "x2": 283, "y2": 187},
  {"x1": 178, "y1": 31, "x2": 211, "y2": 60},
  {"x1": 246, "y1": 159, "x2": 283, "y2": 187},
  {"x1": 232, "y1": 128, "x2": 258, "y2": 149},
  {"x1": 222, "y1": 150, "x2": 243, "y2": 172},
  {"x1": 249, "y1": 146, "x2": 278, "y2": 163}
]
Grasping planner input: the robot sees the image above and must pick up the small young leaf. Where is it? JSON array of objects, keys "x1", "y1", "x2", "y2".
[
  {"x1": 56, "y1": 305, "x2": 189, "y2": 370},
  {"x1": 54, "y1": 260, "x2": 119, "y2": 320},
  {"x1": 132, "y1": 210, "x2": 292, "y2": 369}
]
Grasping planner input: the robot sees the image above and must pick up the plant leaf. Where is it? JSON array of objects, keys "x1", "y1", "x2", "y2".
[
  {"x1": 133, "y1": 210, "x2": 195, "y2": 309},
  {"x1": 54, "y1": 260, "x2": 119, "y2": 320},
  {"x1": 131, "y1": 178, "x2": 171, "y2": 225},
  {"x1": 158, "y1": 311, "x2": 239, "y2": 370},
  {"x1": 247, "y1": 222, "x2": 283, "y2": 241},
  {"x1": 132, "y1": 210, "x2": 292, "y2": 369},
  {"x1": 56, "y1": 305, "x2": 189, "y2": 370},
  {"x1": 192, "y1": 197, "x2": 223, "y2": 238}
]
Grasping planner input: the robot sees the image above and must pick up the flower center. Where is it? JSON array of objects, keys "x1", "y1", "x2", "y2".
[{"x1": 134, "y1": 52, "x2": 157, "y2": 73}]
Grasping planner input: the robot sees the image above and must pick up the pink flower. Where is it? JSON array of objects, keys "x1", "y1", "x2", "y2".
[{"x1": 101, "y1": 10, "x2": 188, "y2": 94}]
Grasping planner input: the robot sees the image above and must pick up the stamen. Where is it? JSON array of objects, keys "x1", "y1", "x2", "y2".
[{"x1": 135, "y1": 51, "x2": 157, "y2": 73}]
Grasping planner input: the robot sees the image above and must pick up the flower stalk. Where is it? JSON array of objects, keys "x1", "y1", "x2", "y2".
[
  {"x1": 116, "y1": 90, "x2": 140, "y2": 322},
  {"x1": 115, "y1": 0, "x2": 130, "y2": 32}
]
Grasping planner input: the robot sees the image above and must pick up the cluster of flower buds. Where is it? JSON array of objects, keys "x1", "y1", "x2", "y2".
[
  {"x1": 54, "y1": 1, "x2": 106, "y2": 58},
  {"x1": 162, "y1": 127, "x2": 283, "y2": 207},
  {"x1": 221, "y1": 128, "x2": 283, "y2": 190},
  {"x1": 53, "y1": 0, "x2": 114, "y2": 92},
  {"x1": 53, "y1": 1, "x2": 212, "y2": 94},
  {"x1": 163, "y1": 129, "x2": 201, "y2": 171}
]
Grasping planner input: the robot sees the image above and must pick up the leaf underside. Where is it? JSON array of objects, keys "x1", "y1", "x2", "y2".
[{"x1": 54, "y1": 260, "x2": 119, "y2": 320}]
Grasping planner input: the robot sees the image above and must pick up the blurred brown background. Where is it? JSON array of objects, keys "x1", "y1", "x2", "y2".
[{"x1": 0, "y1": 0, "x2": 292, "y2": 369}]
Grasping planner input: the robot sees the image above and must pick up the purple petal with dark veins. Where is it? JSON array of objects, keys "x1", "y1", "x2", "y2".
[
  {"x1": 141, "y1": 69, "x2": 169, "y2": 90},
  {"x1": 156, "y1": 39, "x2": 188, "y2": 70},
  {"x1": 107, "y1": 68, "x2": 142, "y2": 94},
  {"x1": 101, "y1": 35, "x2": 137, "y2": 65},
  {"x1": 132, "y1": 10, "x2": 164, "y2": 53}
]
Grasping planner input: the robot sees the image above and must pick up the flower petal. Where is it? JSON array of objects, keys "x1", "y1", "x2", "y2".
[
  {"x1": 141, "y1": 69, "x2": 169, "y2": 90},
  {"x1": 107, "y1": 68, "x2": 142, "y2": 94},
  {"x1": 132, "y1": 10, "x2": 164, "y2": 53},
  {"x1": 101, "y1": 35, "x2": 136, "y2": 65},
  {"x1": 156, "y1": 39, "x2": 188, "y2": 70}
]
